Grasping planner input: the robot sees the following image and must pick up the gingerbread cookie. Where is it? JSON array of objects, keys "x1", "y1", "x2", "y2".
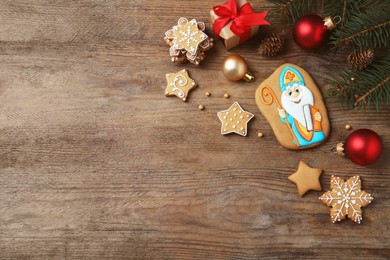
[
  {"x1": 217, "y1": 102, "x2": 254, "y2": 136},
  {"x1": 164, "y1": 69, "x2": 197, "y2": 102},
  {"x1": 255, "y1": 64, "x2": 330, "y2": 149},
  {"x1": 320, "y1": 175, "x2": 373, "y2": 224},
  {"x1": 164, "y1": 17, "x2": 214, "y2": 65},
  {"x1": 288, "y1": 161, "x2": 322, "y2": 197}
]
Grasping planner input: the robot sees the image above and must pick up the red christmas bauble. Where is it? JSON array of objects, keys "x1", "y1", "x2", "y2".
[
  {"x1": 293, "y1": 14, "x2": 329, "y2": 50},
  {"x1": 343, "y1": 129, "x2": 383, "y2": 166}
]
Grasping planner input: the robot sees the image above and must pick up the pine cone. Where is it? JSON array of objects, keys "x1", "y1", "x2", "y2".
[
  {"x1": 347, "y1": 49, "x2": 374, "y2": 70},
  {"x1": 258, "y1": 34, "x2": 284, "y2": 57}
]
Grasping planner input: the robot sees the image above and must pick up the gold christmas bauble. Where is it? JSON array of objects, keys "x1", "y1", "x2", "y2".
[{"x1": 222, "y1": 54, "x2": 254, "y2": 82}]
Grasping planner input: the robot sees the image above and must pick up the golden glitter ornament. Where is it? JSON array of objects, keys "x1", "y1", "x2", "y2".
[{"x1": 222, "y1": 54, "x2": 254, "y2": 82}]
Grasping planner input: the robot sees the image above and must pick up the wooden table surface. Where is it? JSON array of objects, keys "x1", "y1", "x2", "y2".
[{"x1": 1, "y1": 0, "x2": 389, "y2": 259}]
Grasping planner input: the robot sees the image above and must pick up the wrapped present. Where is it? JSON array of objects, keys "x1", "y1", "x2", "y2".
[{"x1": 210, "y1": 0, "x2": 269, "y2": 50}]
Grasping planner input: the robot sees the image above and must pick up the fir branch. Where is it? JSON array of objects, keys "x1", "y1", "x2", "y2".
[
  {"x1": 330, "y1": 2, "x2": 390, "y2": 48},
  {"x1": 322, "y1": 0, "x2": 373, "y2": 27},
  {"x1": 340, "y1": 0, "x2": 347, "y2": 28},
  {"x1": 326, "y1": 52, "x2": 390, "y2": 110},
  {"x1": 334, "y1": 20, "x2": 390, "y2": 47},
  {"x1": 266, "y1": 0, "x2": 322, "y2": 26},
  {"x1": 354, "y1": 76, "x2": 390, "y2": 107}
]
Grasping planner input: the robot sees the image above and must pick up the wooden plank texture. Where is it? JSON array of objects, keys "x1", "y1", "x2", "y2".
[{"x1": 0, "y1": 0, "x2": 389, "y2": 259}]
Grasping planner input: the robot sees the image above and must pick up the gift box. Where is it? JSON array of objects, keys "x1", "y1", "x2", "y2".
[{"x1": 210, "y1": 0, "x2": 269, "y2": 50}]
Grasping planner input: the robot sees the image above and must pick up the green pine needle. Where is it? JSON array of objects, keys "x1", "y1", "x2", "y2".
[
  {"x1": 322, "y1": 0, "x2": 373, "y2": 28},
  {"x1": 266, "y1": 0, "x2": 322, "y2": 26},
  {"x1": 330, "y1": 2, "x2": 390, "y2": 48},
  {"x1": 326, "y1": 52, "x2": 390, "y2": 110}
]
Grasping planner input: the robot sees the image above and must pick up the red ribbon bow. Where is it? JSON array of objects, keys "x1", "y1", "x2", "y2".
[{"x1": 213, "y1": 0, "x2": 269, "y2": 43}]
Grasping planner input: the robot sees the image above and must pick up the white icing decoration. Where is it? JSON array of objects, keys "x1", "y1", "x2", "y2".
[
  {"x1": 171, "y1": 74, "x2": 188, "y2": 98},
  {"x1": 280, "y1": 82, "x2": 323, "y2": 132}
]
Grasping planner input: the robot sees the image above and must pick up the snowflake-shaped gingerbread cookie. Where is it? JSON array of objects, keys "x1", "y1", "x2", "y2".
[
  {"x1": 320, "y1": 175, "x2": 373, "y2": 224},
  {"x1": 172, "y1": 17, "x2": 207, "y2": 55},
  {"x1": 164, "y1": 17, "x2": 213, "y2": 65}
]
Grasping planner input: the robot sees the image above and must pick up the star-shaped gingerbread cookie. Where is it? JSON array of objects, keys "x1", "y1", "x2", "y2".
[
  {"x1": 217, "y1": 102, "x2": 254, "y2": 136},
  {"x1": 288, "y1": 161, "x2": 322, "y2": 196},
  {"x1": 320, "y1": 175, "x2": 373, "y2": 224},
  {"x1": 164, "y1": 69, "x2": 197, "y2": 102}
]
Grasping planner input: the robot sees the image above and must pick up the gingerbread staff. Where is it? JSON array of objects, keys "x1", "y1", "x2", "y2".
[{"x1": 259, "y1": 84, "x2": 299, "y2": 147}]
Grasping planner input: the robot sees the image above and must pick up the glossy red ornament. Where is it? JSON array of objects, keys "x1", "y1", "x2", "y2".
[
  {"x1": 293, "y1": 14, "x2": 330, "y2": 50},
  {"x1": 337, "y1": 129, "x2": 383, "y2": 166}
]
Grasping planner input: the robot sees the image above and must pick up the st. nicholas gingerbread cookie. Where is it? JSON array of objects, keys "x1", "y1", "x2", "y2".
[{"x1": 255, "y1": 64, "x2": 330, "y2": 149}]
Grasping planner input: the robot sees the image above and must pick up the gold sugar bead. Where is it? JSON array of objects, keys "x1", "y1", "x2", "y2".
[
  {"x1": 205, "y1": 92, "x2": 211, "y2": 97},
  {"x1": 224, "y1": 93, "x2": 230, "y2": 99},
  {"x1": 345, "y1": 124, "x2": 352, "y2": 130},
  {"x1": 198, "y1": 105, "x2": 205, "y2": 110},
  {"x1": 257, "y1": 132, "x2": 264, "y2": 138}
]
